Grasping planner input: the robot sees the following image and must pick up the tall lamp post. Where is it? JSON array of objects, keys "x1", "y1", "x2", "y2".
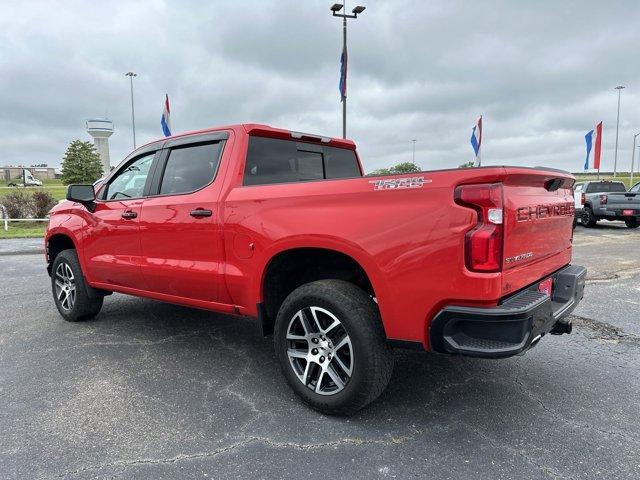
[
  {"x1": 125, "y1": 72, "x2": 138, "y2": 149},
  {"x1": 613, "y1": 85, "x2": 625, "y2": 177},
  {"x1": 631, "y1": 132, "x2": 640, "y2": 186},
  {"x1": 412, "y1": 139, "x2": 417, "y2": 163},
  {"x1": 330, "y1": 3, "x2": 366, "y2": 139}
]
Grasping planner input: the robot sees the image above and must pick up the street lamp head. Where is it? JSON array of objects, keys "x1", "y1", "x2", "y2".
[
  {"x1": 352, "y1": 5, "x2": 366, "y2": 14},
  {"x1": 125, "y1": 72, "x2": 137, "y2": 77},
  {"x1": 330, "y1": 3, "x2": 343, "y2": 12},
  {"x1": 615, "y1": 85, "x2": 625, "y2": 90}
]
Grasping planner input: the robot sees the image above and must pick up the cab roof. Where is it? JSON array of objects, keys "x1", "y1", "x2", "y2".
[{"x1": 138, "y1": 123, "x2": 356, "y2": 151}]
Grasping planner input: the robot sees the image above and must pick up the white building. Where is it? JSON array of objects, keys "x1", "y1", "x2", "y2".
[{"x1": 86, "y1": 119, "x2": 114, "y2": 175}]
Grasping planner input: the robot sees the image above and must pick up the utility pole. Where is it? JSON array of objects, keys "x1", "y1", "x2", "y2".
[
  {"x1": 331, "y1": 4, "x2": 366, "y2": 139},
  {"x1": 125, "y1": 72, "x2": 138, "y2": 149},
  {"x1": 613, "y1": 85, "x2": 625, "y2": 177},
  {"x1": 631, "y1": 132, "x2": 640, "y2": 186},
  {"x1": 412, "y1": 139, "x2": 417, "y2": 163}
]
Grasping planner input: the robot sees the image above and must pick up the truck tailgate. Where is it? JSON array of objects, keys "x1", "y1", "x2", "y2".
[
  {"x1": 501, "y1": 168, "x2": 575, "y2": 296},
  {"x1": 604, "y1": 192, "x2": 640, "y2": 210}
]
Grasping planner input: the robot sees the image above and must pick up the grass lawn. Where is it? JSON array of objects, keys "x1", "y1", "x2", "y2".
[
  {"x1": 573, "y1": 172, "x2": 639, "y2": 189},
  {"x1": 0, "y1": 221, "x2": 46, "y2": 239},
  {"x1": 0, "y1": 179, "x2": 63, "y2": 238},
  {"x1": 0, "y1": 179, "x2": 67, "y2": 203}
]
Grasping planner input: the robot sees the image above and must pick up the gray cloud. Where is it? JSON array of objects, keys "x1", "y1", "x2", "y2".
[{"x1": 1, "y1": 0, "x2": 639, "y2": 173}]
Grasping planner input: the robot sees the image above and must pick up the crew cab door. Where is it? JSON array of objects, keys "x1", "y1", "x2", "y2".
[
  {"x1": 138, "y1": 132, "x2": 229, "y2": 303},
  {"x1": 83, "y1": 149, "x2": 159, "y2": 289}
]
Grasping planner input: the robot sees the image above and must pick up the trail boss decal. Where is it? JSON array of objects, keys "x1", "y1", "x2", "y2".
[{"x1": 369, "y1": 176, "x2": 431, "y2": 190}]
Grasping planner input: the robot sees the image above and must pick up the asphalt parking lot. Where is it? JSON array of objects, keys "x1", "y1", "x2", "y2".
[{"x1": 1, "y1": 224, "x2": 639, "y2": 479}]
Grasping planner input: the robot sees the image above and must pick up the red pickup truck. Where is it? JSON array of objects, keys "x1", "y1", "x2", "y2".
[{"x1": 46, "y1": 124, "x2": 586, "y2": 414}]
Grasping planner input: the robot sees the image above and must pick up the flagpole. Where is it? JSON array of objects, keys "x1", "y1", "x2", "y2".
[
  {"x1": 125, "y1": 72, "x2": 137, "y2": 149},
  {"x1": 613, "y1": 85, "x2": 625, "y2": 177},
  {"x1": 331, "y1": 3, "x2": 365, "y2": 140},
  {"x1": 342, "y1": 14, "x2": 347, "y2": 139}
]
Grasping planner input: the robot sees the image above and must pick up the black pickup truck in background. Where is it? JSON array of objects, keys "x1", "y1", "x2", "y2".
[{"x1": 574, "y1": 181, "x2": 640, "y2": 228}]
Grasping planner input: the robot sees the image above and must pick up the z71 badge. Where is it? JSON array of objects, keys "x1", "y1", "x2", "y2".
[{"x1": 369, "y1": 176, "x2": 431, "y2": 190}]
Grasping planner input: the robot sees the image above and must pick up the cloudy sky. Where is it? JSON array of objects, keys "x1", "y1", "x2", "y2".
[{"x1": 1, "y1": 0, "x2": 639, "y2": 173}]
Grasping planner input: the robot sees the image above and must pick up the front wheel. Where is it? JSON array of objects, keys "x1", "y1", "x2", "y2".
[
  {"x1": 625, "y1": 217, "x2": 639, "y2": 229},
  {"x1": 274, "y1": 280, "x2": 394, "y2": 416},
  {"x1": 51, "y1": 249, "x2": 103, "y2": 321}
]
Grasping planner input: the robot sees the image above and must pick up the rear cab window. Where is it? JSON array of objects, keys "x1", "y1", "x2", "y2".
[
  {"x1": 243, "y1": 136, "x2": 361, "y2": 186},
  {"x1": 585, "y1": 182, "x2": 627, "y2": 193}
]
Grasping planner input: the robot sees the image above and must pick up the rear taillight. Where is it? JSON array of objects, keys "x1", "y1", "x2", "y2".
[
  {"x1": 581, "y1": 193, "x2": 585, "y2": 205},
  {"x1": 454, "y1": 183, "x2": 504, "y2": 273},
  {"x1": 599, "y1": 194, "x2": 608, "y2": 205}
]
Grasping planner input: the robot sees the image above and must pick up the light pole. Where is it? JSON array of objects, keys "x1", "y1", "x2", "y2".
[
  {"x1": 331, "y1": 3, "x2": 366, "y2": 139},
  {"x1": 613, "y1": 85, "x2": 625, "y2": 177},
  {"x1": 125, "y1": 72, "x2": 138, "y2": 149},
  {"x1": 631, "y1": 132, "x2": 640, "y2": 186},
  {"x1": 411, "y1": 139, "x2": 417, "y2": 163}
]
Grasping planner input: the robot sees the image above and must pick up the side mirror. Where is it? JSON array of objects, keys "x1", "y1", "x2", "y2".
[{"x1": 67, "y1": 184, "x2": 96, "y2": 211}]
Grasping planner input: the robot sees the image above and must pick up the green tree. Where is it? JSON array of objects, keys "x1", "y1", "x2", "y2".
[
  {"x1": 459, "y1": 161, "x2": 475, "y2": 168},
  {"x1": 368, "y1": 162, "x2": 421, "y2": 176},
  {"x1": 390, "y1": 162, "x2": 421, "y2": 174},
  {"x1": 61, "y1": 140, "x2": 103, "y2": 184}
]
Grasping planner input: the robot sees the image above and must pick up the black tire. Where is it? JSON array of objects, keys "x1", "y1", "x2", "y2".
[
  {"x1": 572, "y1": 216, "x2": 578, "y2": 229},
  {"x1": 274, "y1": 280, "x2": 394, "y2": 416},
  {"x1": 582, "y1": 207, "x2": 597, "y2": 228},
  {"x1": 625, "y1": 217, "x2": 639, "y2": 229},
  {"x1": 51, "y1": 249, "x2": 103, "y2": 321}
]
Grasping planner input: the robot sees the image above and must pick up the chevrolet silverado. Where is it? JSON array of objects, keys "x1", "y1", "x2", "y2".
[{"x1": 45, "y1": 124, "x2": 586, "y2": 414}]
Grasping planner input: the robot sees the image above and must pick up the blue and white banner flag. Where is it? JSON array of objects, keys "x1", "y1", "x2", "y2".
[
  {"x1": 339, "y1": 44, "x2": 347, "y2": 101},
  {"x1": 161, "y1": 94, "x2": 171, "y2": 137},
  {"x1": 470, "y1": 115, "x2": 482, "y2": 166}
]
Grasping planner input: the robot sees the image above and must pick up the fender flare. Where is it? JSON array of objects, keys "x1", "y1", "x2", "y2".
[{"x1": 252, "y1": 235, "x2": 391, "y2": 326}]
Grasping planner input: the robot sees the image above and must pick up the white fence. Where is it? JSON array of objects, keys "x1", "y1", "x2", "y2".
[
  {"x1": 3, "y1": 218, "x2": 49, "y2": 232},
  {"x1": 0, "y1": 205, "x2": 47, "y2": 232}
]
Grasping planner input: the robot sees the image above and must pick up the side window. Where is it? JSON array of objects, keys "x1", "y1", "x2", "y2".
[
  {"x1": 631, "y1": 183, "x2": 640, "y2": 193},
  {"x1": 574, "y1": 184, "x2": 583, "y2": 192},
  {"x1": 324, "y1": 145, "x2": 361, "y2": 178},
  {"x1": 104, "y1": 152, "x2": 155, "y2": 200},
  {"x1": 244, "y1": 136, "x2": 361, "y2": 186},
  {"x1": 159, "y1": 142, "x2": 223, "y2": 195}
]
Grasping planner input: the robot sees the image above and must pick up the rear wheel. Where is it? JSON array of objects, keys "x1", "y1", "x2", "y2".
[
  {"x1": 582, "y1": 207, "x2": 597, "y2": 227},
  {"x1": 51, "y1": 249, "x2": 103, "y2": 321},
  {"x1": 625, "y1": 217, "x2": 639, "y2": 229},
  {"x1": 274, "y1": 280, "x2": 394, "y2": 416}
]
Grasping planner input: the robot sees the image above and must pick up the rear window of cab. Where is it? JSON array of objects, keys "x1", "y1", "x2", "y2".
[
  {"x1": 585, "y1": 182, "x2": 626, "y2": 193},
  {"x1": 243, "y1": 136, "x2": 361, "y2": 186}
]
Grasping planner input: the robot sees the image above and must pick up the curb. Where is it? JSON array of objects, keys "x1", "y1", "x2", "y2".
[{"x1": 0, "y1": 248, "x2": 45, "y2": 256}]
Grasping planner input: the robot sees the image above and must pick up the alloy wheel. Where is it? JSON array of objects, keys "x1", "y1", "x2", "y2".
[
  {"x1": 54, "y1": 262, "x2": 76, "y2": 311},
  {"x1": 286, "y1": 306, "x2": 354, "y2": 396}
]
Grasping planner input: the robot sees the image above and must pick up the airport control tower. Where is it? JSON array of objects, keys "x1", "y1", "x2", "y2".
[{"x1": 86, "y1": 119, "x2": 114, "y2": 175}]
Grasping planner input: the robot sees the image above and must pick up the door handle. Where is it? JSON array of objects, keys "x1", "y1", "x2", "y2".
[
  {"x1": 190, "y1": 208, "x2": 213, "y2": 218},
  {"x1": 121, "y1": 210, "x2": 137, "y2": 219}
]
